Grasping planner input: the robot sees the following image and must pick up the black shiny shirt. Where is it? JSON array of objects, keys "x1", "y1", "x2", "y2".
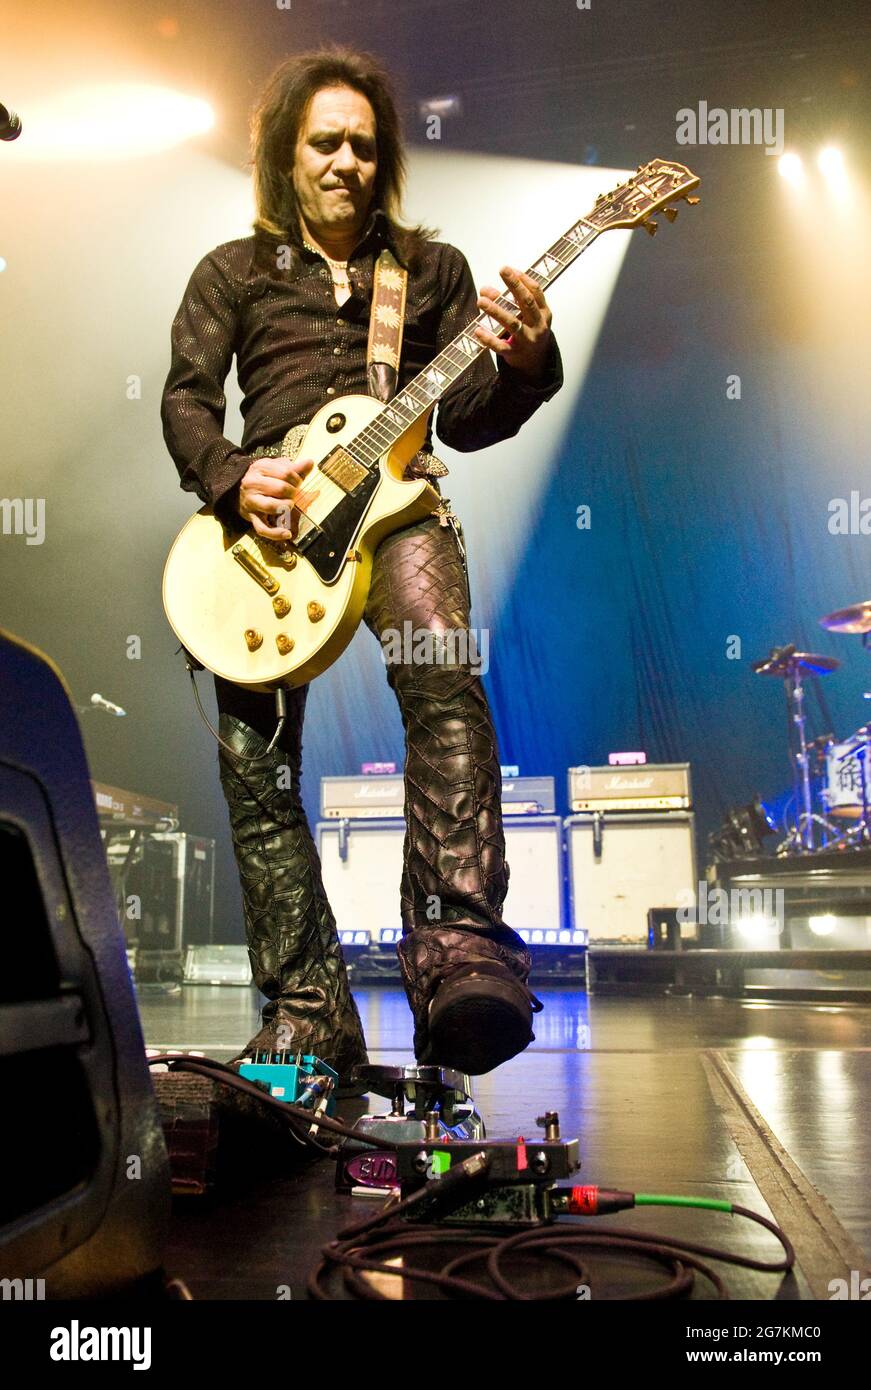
[{"x1": 161, "y1": 207, "x2": 564, "y2": 525}]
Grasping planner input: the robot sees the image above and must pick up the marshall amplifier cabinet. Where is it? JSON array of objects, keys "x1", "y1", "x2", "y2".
[
  {"x1": 502, "y1": 776, "x2": 555, "y2": 815},
  {"x1": 321, "y1": 773, "x2": 556, "y2": 820},
  {"x1": 321, "y1": 775, "x2": 405, "y2": 820},
  {"x1": 565, "y1": 811, "x2": 698, "y2": 943},
  {"x1": 568, "y1": 762, "x2": 692, "y2": 813},
  {"x1": 316, "y1": 814, "x2": 564, "y2": 941}
]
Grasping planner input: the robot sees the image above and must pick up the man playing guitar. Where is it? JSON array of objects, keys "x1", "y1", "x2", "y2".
[{"x1": 161, "y1": 46, "x2": 562, "y2": 1086}]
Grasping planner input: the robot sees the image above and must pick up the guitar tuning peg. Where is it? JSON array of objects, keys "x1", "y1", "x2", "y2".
[
  {"x1": 685, "y1": 195, "x2": 700, "y2": 205},
  {"x1": 642, "y1": 217, "x2": 658, "y2": 236},
  {"x1": 662, "y1": 206, "x2": 678, "y2": 222}
]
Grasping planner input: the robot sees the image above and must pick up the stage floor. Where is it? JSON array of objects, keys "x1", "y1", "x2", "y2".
[{"x1": 138, "y1": 984, "x2": 871, "y2": 1301}]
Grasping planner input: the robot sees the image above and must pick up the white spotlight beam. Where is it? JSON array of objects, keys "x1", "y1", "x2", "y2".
[
  {"x1": 405, "y1": 146, "x2": 633, "y2": 608},
  {"x1": 5, "y1": 83, "x2": 214, "y2": 160}
]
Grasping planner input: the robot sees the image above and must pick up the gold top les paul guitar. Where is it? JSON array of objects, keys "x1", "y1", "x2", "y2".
[{"x1": 163, "y1": 159, "x2": 700, "y2": 692}]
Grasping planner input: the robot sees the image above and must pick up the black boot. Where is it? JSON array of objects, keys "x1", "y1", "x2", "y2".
[
  {"x1": 215, "y1": 697, "x2": 369, "y2": 1091},
  {"x1": 397, "y1": 928, "x2": 543, "y2": 1074}
]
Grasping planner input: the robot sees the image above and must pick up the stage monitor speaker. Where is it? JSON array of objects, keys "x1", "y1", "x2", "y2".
[
  {"x1": 0, "y1": 628, "x2": 170, "y2": 1296},
  {"x1": 316, "y1": 814, "x2": 564, "y2": 939},
  {"x1": 566, "y1": 811, "x2": 698, "y2": 944}
]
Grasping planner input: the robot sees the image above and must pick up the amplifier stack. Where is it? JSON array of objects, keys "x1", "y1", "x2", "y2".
[
  {"x1": 317, "y1": 773, "x2": 568, "y2": 944},
  {"x1": 317, "y1": 764, "x2": 697, "y2": 948},
  {"x1": 566, "y1": 763, "x2": 697, "y2": 945},
  {"x1": 95, "y1": 782, "x2": 215, "y2": 979}
]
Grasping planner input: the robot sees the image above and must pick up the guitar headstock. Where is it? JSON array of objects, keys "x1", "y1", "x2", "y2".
[{"x1": 587, "y1": 158, "x2": 700, "y2": 237}]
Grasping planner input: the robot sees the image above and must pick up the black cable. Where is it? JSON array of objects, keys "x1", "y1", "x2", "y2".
[
  {"x1": 309, "y1": 1194, "x2": 795, "y2": 1301},
  {"x1": 185, "y1": 659, "x2": 286, "y2": 766},
  {"x1": 146, "y1": 1054, "x2": 395, "y2": 1151}
]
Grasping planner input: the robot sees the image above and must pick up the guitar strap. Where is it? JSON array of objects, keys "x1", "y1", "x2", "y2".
[
  {"x1": 366, "y1": 246, "x2": 407, "y2": 405},
  {"x1": 367, "y1": 246, "x2": 468, "y2": 599},
  {"x1": 366, "y1": 247, "x2": 449, "y2": 482}
]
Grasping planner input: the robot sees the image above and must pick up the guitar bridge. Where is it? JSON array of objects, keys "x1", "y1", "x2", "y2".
[{"x1": 231, "y1": 542, "x2": 280, "y2": 594}]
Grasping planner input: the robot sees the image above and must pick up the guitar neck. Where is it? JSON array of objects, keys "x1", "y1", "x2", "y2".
[{"x1": 349, "y1": 215, "x2": 602, "y2": 468}]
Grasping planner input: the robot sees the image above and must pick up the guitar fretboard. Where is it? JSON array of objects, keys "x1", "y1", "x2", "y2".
[{"x1": 348, "y1": 216, "x2": 601, "y2": 468}]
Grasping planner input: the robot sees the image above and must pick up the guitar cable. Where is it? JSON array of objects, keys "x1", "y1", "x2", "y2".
[
  {"x1": 309, "y1": 1183, "x2": 797, "y2": 1301},
  {"x1": 184, "y1": 655, "x2": 288, "y2": 765}
]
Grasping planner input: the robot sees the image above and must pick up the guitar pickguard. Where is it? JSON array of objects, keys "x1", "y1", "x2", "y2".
[
  {"x1": 294, "y1": 467, "x2": 381, "y2": 583},
  {"x1": 249, "y1": 422, "x2": 380, "y2": 584}
]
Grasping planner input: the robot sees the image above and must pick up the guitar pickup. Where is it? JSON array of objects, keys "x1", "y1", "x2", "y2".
[{"x1": 320, "y1": 446, "x2": 369, "y2": 494}]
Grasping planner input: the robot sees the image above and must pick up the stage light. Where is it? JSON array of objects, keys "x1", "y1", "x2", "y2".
[
  {"x1": 735, "y1": 913, "x2": 778, "y2": 943},
  {"x1": 808, "y1": 913, "x2": 836, "y2": 936},
  {"x1": 418, "y1": 94, "x2": 462, "y2": 121},
  {"x1": 817, "y1": 146, "x2": 851, "y2": 204},
  {"x1": 708, "y1": 795, "x2": 775, "y2": 861},
  {"x1": 778, "y1": 152, "x2": 804, "y2": 185},
  {"x1": 818, "y1": 147, "x2": 844, "y2": 178},
  {"x1": 8, "y1": 83, "x2": 215, "y2": 160}
]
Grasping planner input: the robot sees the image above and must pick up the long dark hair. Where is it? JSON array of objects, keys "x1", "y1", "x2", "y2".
[{"x1": 250, "y1": 45, "x2": 435, "y2": 265}]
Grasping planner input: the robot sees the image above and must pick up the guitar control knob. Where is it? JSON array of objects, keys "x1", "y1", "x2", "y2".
[
  {"x1": 276, "y1": 634, "x2": 295, "y2": 654},
  {"x1": 307, "y1": 601, "x2": 326, "y2": 623},
  {"x1": 244, "y1": 629, "x2": 263, "y2": 651},
  {"x1": 273, "y1": 595, "x2": 291, "y2": 617}
]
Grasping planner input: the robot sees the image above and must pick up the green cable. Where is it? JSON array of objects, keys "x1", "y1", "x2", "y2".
[{"x1": 635, "y1": 1193, "x2": 733, "y2": 1213}]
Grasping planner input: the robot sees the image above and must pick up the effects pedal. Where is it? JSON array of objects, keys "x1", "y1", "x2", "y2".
[
  {"x1": 336, "y1": 1063, "x2": 484, "y2": 1194},
  {"x1": 238, "y1": 1051, "x2": 339, "y2": 1116}
]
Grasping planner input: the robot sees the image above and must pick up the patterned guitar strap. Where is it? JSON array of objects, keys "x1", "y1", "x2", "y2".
[{"x1": 367, "y1": 246, "x2": 469, "y2": 594}]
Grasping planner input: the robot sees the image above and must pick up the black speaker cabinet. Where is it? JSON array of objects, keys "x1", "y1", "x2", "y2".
[{"x1": 0, "y1": 629, "x2": 170, "y2": 1296}]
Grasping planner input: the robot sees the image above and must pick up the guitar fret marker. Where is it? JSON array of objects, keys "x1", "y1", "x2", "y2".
[{"x1": 337, "y1": 161, "x2": 698, "y2": 469}]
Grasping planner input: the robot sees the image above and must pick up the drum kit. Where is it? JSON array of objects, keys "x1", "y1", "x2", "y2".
[{"x1": 752, "y1": 599, "x2": 871, "y2": 855}]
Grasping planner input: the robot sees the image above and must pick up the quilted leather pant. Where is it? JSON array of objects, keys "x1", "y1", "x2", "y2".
[{"x1": 214, "y1": 512, "x2": 533, "y2": 1073}]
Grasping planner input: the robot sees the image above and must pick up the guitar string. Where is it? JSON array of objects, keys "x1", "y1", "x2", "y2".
[
  {"x1": 278, "y1": 188, "x2": 670, "y2": 520},
  {"x1": 282, "y1": 272, "x2": 570, "y2": 518},
  {"x1": 253, "y1": 166, "x2": 692, "y2": 530}
]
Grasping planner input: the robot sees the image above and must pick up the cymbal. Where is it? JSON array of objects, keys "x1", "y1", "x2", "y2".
[
  {"x1": 752, "y1": 650, "x2": 840, "y2": 677},
  {"x1": 819, "y1": 600, "x2": 871, "y2": 634}
]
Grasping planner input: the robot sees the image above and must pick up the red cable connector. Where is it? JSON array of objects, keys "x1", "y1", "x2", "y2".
[{"x1": 566, "y1": 1186, "x2": 635, "y2": 1215}]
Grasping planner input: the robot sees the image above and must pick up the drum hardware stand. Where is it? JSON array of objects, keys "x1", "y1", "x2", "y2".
[
  {"x1": 811, "y1": 735, "x2": 844, "y2": 850},
  {"x1": 752, "y1": 645, "x2": 840, "y2": 855}
]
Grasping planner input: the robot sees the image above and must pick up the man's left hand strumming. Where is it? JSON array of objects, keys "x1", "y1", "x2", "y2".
[{"x1": 474, "y1": 266, "x2": 554, "y2": 382}]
